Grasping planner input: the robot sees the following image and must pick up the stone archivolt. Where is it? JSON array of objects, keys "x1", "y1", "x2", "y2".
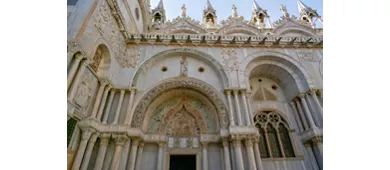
[{"x1": 131, "y1": 77, "x2": 229, "y2": 129}]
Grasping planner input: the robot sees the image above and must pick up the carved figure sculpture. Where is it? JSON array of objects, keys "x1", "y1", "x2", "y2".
[
  {"x1": 280, "y1": 4, "x2": 290, "y2": 18},
  {"x1": 180, "y1": 56, "x2": 188, "y2": 76}
]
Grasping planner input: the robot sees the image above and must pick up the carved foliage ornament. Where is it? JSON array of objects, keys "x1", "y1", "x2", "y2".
[{"x1": 131, "y1": 78, "x2": 228, "y2": 129}]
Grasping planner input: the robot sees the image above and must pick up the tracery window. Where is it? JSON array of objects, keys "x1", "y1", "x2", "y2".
[
  {"x1": 67, "y1": 118, "x2": 77, "y2": 147},
  {"x1": 254, "y1": 111, "x2": 295, "y2": 158}
]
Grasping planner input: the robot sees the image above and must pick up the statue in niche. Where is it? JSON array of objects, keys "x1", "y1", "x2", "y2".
[
  {"x1": 180, "y1": 56, "x2": 188, "y2": 76},
  {"x1": 280, "y1": 4, "x2": 290, "y2": 18}
]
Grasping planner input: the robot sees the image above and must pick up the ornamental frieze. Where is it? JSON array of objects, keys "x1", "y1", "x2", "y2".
[{"x1": 221, "y1": 48, "x2": 239, "y2": 72}]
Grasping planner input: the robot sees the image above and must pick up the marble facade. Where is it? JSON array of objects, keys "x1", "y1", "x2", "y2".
[{"x1": 67, "y1": 0, "x2": 323, "y2": 170}]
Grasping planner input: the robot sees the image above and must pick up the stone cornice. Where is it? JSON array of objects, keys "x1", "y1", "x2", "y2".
[{"x1": 127, "y1": 33, "x2": 322, "y2": 48}]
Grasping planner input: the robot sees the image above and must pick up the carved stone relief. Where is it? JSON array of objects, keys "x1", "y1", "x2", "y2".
[
  {"x1": 132, "y1": 78, "x2": 229, "y2": 129},
  {"x1": 115, "y1": 46, "x2": 140, "y2": 68},
  {"x1": 74, "y1": 70, "x2": 98, "y2": 111},
  {"x1": 297, "y1": 51, "x2": 319, "y2": 62},
  {"x1": 179, "y1": 56, "x2": 188, "y2": 76},
  {"x1": 221, "y1": 48, "x2": 238, "y2": 72}
]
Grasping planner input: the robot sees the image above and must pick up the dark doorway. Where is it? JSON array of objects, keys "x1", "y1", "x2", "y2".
[{"x1": 169, "y1": 155, "x2": 196, "y2": 170}]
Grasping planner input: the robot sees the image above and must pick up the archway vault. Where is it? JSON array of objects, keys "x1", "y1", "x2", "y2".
[
  {"x1": 131, "y1": 77, "x2": 229, "y2": 130},
  {"x1": 131, "y1": 48, "x2": 230, "y2": 88}
]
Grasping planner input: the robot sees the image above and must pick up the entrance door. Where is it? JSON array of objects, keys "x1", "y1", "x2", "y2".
[{"x1": 169, "y1": 155, "x2": 196, "y2": 170}]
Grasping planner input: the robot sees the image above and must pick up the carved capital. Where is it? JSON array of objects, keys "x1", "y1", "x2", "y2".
[
  {"x1": 80, "y1": 130, "x2": 93, "y2": 141},
  {"x1": 99, "y1": 78, "x2": 109, "y2": 86},
  {"x1": 222, "y1": 139, "x2": 230, "y2": 147},
  {"x1": 311, "y1": 136, "x2": 323, "y2": 144},
  {"x1": 81, "y1": 60, "x2": 91, "y2": 67},
  {"x1": 139, "y1": 142, "x2": 145, "y2": 148},
  {"x1": 232, "y1": 89, "x2": 239, "y2": 95},
  {"x1": 201, "y1": 141, "x2": 208, "y2": 147},
  {"x1": 112, "y1": 134, "x2": 128, "y2": 146},
  {"x1": 89, "y1": 133, "x2": 100, "y2": 143},
  {"x1": 131, "y1": 138, "x2": 140, "y2": 146},
  {"x1": 130, "y1": 88, "x2": 137, "y2": 94},
  {"x1": 289, "y1": 101, "x2": 296, "y2": 106},
  {"x1": 298, "y1": 93, "x2": 306, "y2": 99},
  {"x1": 244, "y1": 139, "x2": 253, "y2": 146},
  {"x1": 253, "y1": 137, "x2": 260, "y2": 144},
  {"x1": 99, "y1": 133, "x2": 111, "y2": 146},
  {"x1": 224, "y1": 89, "x2": 232, "y2": 95},
  {"x1": 157, "y1": 141, "x2": 166, "y2": 147}
]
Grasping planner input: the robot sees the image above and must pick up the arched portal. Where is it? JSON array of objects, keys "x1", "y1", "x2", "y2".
[{"x1": 131, "y1": 77, "x2": 229, "y2": 130}]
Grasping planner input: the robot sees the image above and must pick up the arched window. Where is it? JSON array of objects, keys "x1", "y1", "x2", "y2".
[
  {"x1": 254, "y1": 111, "x2": 296, "y2": 158},
  {"x1": 67, "y1": 118, "x2": 78, "y2": 147}
]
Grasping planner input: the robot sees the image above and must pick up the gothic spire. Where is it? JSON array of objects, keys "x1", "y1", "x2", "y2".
[
  {"x1": 252, "y1": 0, "x2": 262, "y2": 11},
  {"x1": 156, "y1": 0, "x2": 164, "y2": 10},
  {"x1": 297, "y1": 0, "x2": 310, "y2": 14},
  {"x1": 205, "y1": 0, "x2": 215, "y2": 10}
]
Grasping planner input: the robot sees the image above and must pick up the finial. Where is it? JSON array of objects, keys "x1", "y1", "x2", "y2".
[
  {"x1": 232, "y1": 4, "x2": 238, "y2": 17},
  {"x1": 181, "y1": 4, "x2": 186, "y2": 17},
  {"x1": 280, "y1": 4, "x2": 289, "y2": 18}
]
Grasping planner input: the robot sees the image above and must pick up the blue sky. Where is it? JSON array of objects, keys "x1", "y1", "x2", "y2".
[{"x1": 150, "y1": 0, "x2": 322, "y2": 25}]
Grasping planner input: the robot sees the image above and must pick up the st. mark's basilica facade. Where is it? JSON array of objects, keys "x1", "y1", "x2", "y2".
[{"x1": 67, "y1": 0, "x2": 323, "y2": 170}]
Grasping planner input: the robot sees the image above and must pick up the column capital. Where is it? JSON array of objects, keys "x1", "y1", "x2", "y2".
[
  {"x1": 298, "y1": 93, "x2": 306, "y2": 99},
  {"x1": 239, "y1": 88, "x2": 247, "y2": 93},
  {"x1": 293, "y1": 97, "x2": 300, "y2": 102},
  {"x1": 304, "y1": 143, "x2": 312, "y2": 147},
  {"x1": 244, "y1": 139, "x2": 253, "y2": 146},
  {"x1": 201, "y1": 141, "x2": 209, "y2": 147},
  {"x1": 309, "y1": 89, "x2": 318, "y2": 95},
  {"x1": 157, "y1": 141, "x2": 166, "y2": 147},
  {"x1": 224, "y1": 89, "x2": 232, "y2": 95},
  {"x1": 112, "y1": 134, "x2": 128, "y2": 146},
  {"x1": 289, "y1": 101, "x2": 296, "y2": 106},
  {"x1": 89, "y1": 132, "x2": 100, "y2": 143},
  {"x1": 81, "y1": 59, "x2": 90, "y2": 66},
  {"x1": 80, "y1": 129, "x2": 94, "y2": 140},
  {"x1": 120, "y1": 89, "x2": 125, "y2": 94},
  {"x1": 253, "y1": 137, "x2": 260, "y2": 144},
  {"x1": 130, "y1": 88, "x2": 137, "y2": 94},
  {"x1": 232, "y1": 89, "x2": 239, "y2": 95},
  {"x1": 74, "y1": 53, "x2": 85, "y2": 60},
  {"x1": 139, "y1": 142, "x2": 145, "y2": 148},
  {"x1": 311, "y1": 136, "x2": 323, "y2": 144},
  {"x1": 99, "y1": 78, "x2": 110, "y2": 85},
  {"x1": 222, "y1": 138, "x2": 230, "y2": 147}
]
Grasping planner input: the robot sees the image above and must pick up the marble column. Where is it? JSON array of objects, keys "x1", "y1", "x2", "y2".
[
  {"x1": 91, "y1": 80, "x2": 108, "y2": 118},
  {"x1": 71, "y1": 129, "x2": 93, "y2": 170},
  {"x1": 67, "y1": 54, "x2": 83, "y2": 89},
  {"x1": 276, "y1": 129, "x2": 285, "y2": 157},
  {"x1": 244, "y1": 139, "x2": 257, "y2": 170},
  {"x1": 80, "y1": 133, "x2": 100, "y2": 170},
  {"x1": 299, "y1": 94, "x2": 317, "y2": 129},
  {"x1": 245, "y1": 92, "x2": 254, "y2": 126},
  {"x1": 289, "y1": 101, "x2": 304, "y2": 132},
  {"x1": 119, "y1": 140, "x2": 131, "y2": 170},
  {"x1": 240, "y1": 90, "x2": 251, "y2": 126},
  {"x1": 233, "y1": 90, "x2": 243, "y2": 126},
  {"x1": 135, "y1": 142, "x2": 145, "y2": 170},
  {"x1": 232, "y1": 138, "x2": 244, "y2": 170},
  {"x1": 222, "y1": 139, "x2": 231, "y2": 170},
  {"x1": 102, "y1": 89, "x2": 115, "y2": 124},
  {"x1": 294, "y1": 98, "x2": 309, "y2": 131},
  {"x1": 225, "y1": 90, "x2": 236, "y2": 126},
  {"x1": 311, "y1": 137, "x2": 323, "y2": 170},
  {"x1": 156, "y1": 142, "x2": 165, "y2": 170},
  {"x1": 68, "y1": 60, "x2": 89, "y2": 101},
  {"x1": 96, "y1": 86, "x2": 112, "y2": 120},
  {"x1": 93, "y1": 133, "x2": 110, "y2": 170},
  {"x1": 310, "y1": 90, "x2": 323, "y2": 117},
  {"x1": 124, "y1": 88, "x2": 137, "y2": 125},
  {"x1": 113, "y1": 90, "x2": 125, "y2": 124},
  {"x1": 110, "y1": 135, "x2": 128, "y2": 170},
  {"x1": 202, "y1": 142, "x2": 208, "y2": 170},
  {"x1": 128, "y1": 139, "x2": 140, "y2": 170},
  {"x1": 253, "y1": 138, "x2": 263, "y2": 170},
  {"x1": 304, "y1": 143, "x2": 319, "y2": 170}
]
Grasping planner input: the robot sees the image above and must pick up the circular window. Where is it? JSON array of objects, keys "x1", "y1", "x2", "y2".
[
  {"x1": 271, "y1": 85, "x2": 278, "y2": 90},
  {"x1": 135, "y1": 7, "x2": 140, "y2": 21},
  {"x1": 198, "y1": 67, "x2": 204, "y2": 72},
  {"x1": 258, "y1": 79, "x2": 262, "y2": 82},
  {"x1": 161, "y1": 66, "x2": 167, "y2": 72}
]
